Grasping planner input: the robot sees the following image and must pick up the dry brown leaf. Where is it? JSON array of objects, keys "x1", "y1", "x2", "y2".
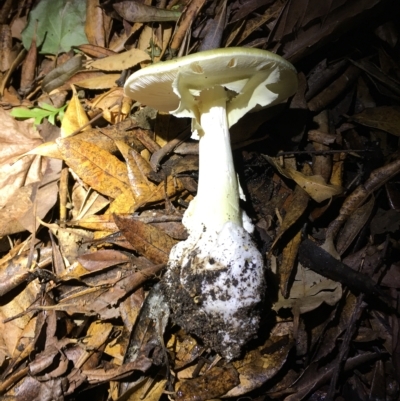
[
  {"x1": 326, "y1": 158, "x2": 400, "y2": 241},
  {"x1": 83, "y1": 356, "x2": 152, "y2": 384},
  {"x1": 20, "y1": 18, "x2": 37, "y2": 94},
  {"x1": 227, "y1": 2, "x2": 282, "y2": 46},
  {"x1": 154, "y1": 23, "x2": 173, "y2": 62},
  {"x1": 114, "y1": 214, "x2": 178, "y2": 264},
  {"x1": 351, "y1": 106, "x2": 400, "y2": 136},
  {"x1": 139, "y1": 175, "x2": 185, "y2": 209},
  {"x1": 279, "y1": 230, "x2": 302, "y2": 298},
  {"x1": 0, "y1": 24, "x2": 12, "y2": 72},
  {"x1": 177, "y1": 365, "x2": 239, "y2": 401},
  {"x1": 224, "y1": 336, "x2": 293, "y2": 397},
  {"x1": 77, "y1": 249, "x2": 131, "y2": 272},
  {"x1": 113, "y1": 1, "x2": 181, "y2": 23},
  {"x1": 124, "y1": 377, "x2": 167, "y2": 401},
  {"x1": 58, "y1": 261, "x2": 92, "y2": 280},
  {"x1": 74, "y1": 73, "x2": 121, "y2": 89},
  {"x1": 121, "y1": 288, "x2": 146, "y2": 329},
  {"x1": 57, "y1": 137, "x2": 130, "y2": 199},
  {"x1": 230, "y1": 0, "x2": 275, "y2": 23},
  {"x1": 336, "y1": 195, "x2": 375, "y2": 255},
  {"x1": 273, "y1": 262, "x2": 342, "y2": 314},
  {"x1": 170, "y1": 0, "x2": 207, "y2": 51},
  {"x1": 0, "y1": 185, "x2": 34, "y2": 235},
  {"x1": 270, "y1": 185, "x2": 309, "y2": 251},
  {"x1": 172, "y1": 334, "x2": 204, "y2": 371},
  {"x1": 38, "y1": 264, "x2": 164, "y2": 319},
  {"x1": 75, "y1": 44, "x2": 116, "y2": 58},
  {"x1": 70, "y1": 213, "x2": 118, "y2": 232},
  {"x1": 0, "y1": 109, "x2": 44, "y2": 207},
  {"x1": 85, "y1": 0, "x2": 107, "y2": 48},
  {"x1": 0, "y1": 280, "x2": 41, "y2": 358},
  {"x1": 137, "y1": 25, "x2": 156, "y2": 56},
  {"x1": 0, "y1": 111, "x2": 61, "y2": 235},
  {"x1": 7, "y1": 376, "x2": 67, "y2": 400},
  {"x1": 108, "y1": 128, "x2": 159, "y2": 213},
  {"x1": 42, "y1": 54, "x2": 83, "y2": 93},
  {"x1": 71, "y1": 182, "x2": 110, "y2": 220},
  {"x1": 75, "y1": 321, "x2": 113, "y2": 369},
  {"x1": 90, "y1": 87, "x2": 132, "y2": 123},
  {"x1": 115, "y1": 140, "x2": 156, "y2": 198},
  {"x1": 275, "y1": 0, "x2": 383, "y2": 62},
  {"x1": 0, "y1": 245, "x2": 39, "y2": 296},
  {"x1": 330, "y1": 151, "x2": 345, "y2": 187},
  {"x1": 88, "y1": 48, "x2": 151, "y2": 71}
]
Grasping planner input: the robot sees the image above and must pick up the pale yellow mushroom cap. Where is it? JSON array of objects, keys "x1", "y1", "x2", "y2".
[{"x1": 124, "y1": 47, "x2": 298, "y2": 129}]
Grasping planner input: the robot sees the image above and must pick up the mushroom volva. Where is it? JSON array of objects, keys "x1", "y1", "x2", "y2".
[{"x1": 124, "y1": 47, "x2": 297, "y2": 360}]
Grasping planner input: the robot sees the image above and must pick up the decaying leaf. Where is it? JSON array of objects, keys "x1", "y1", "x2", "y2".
[
  {"x1": 351, "y1": 105, "x2": 400, "y2": 136},
  {"x1": 336, "y1": 195, "x2": 375, "y2": 255},
  {"x1": 34, "y1": 263, "x2": 164, "y2": 319},
  {"x1": 224, "y1": 335, "x2": 293, "y2": 397},
  {"x1": 42, "y1": 54, "x2": 83, "y2": 93},
  {"x1": 57, "y1": 137, "x2": 130, "y2": 198},
  {"x1": 273, "y1": 261, "x2": 342, "y2": 314},
  {"x1": 271, "y1": 184, "x2": 309, "y2": 251},
  {"x1": 113, "y1": 2, "x2": 181, "y2": 23},
  {"x1": 176, "y1": 365, "x2": 239, "y2": 401},
  {"x1": 0, "y1": 280, "x2": 41, "y2": 359},
  {"x1": 326, "y1": 158, "x2": 400, "y2": 241},
  {"x1": 114, "y1": 214, "x2": 178, "y2": 265},
  {"x1": 279, "y1": 230, "x2": 302, "y2": 298}
]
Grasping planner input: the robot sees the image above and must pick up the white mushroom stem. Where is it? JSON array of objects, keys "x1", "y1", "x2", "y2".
[{"x1": 184, "y1": 85, "x2": 242, "y2": 234}]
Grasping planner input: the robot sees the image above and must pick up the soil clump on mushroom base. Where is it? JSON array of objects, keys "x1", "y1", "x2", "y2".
[{"x1": 161, "y1": 222, "x2": 265, "y2": 361}]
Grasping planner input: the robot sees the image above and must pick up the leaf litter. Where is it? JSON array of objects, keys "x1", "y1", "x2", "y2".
[{"x1": 0, "y1": 0, "x2": 400, "y2": 400}]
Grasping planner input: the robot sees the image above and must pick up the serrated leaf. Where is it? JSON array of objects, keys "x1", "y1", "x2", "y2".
[{"x1": 22, "y1": 0, "x2": 88, "y2": 55}]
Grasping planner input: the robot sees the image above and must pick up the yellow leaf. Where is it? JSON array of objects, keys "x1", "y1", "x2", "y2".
[
  {"x1": 287, "y1": 168, "x2": 343, "y2": 202},
  {"x1": 61, "y1": 86, "x2": 90, "y2": 137},
  {"x1": 58, "y1": 137, "x2": 130, "y2": 198},
  {"x1": 25, "y1": 140, "x2": 63, "y2": 159},
  {"x1": 109, "y1": 187, "x2": 138, "y2": 214},
  {"x1": 115, "y1": 140, "x2": 156, "y2": 198}
]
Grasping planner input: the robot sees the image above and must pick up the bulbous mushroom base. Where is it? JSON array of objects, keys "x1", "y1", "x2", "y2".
[{"x1": 161, "y1": 221, "x2": 265, "y2": 361}]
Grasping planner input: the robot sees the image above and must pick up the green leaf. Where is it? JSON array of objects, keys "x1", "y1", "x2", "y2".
[
  {"x1": 38, "y1": 102, "x2": 61, "y2": 112},
  {"x1": 11, "y1": 104, "x2": 67, "y2": 125},
  {"x1": 22, "y1": 0, "x2": 88, "y2": 55}
]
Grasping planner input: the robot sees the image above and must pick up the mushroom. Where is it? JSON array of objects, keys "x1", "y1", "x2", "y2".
[{"x1": 124, "y1": 47, "x2": 297, "y2": 360}]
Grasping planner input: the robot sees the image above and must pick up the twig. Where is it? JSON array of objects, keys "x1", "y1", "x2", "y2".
[
  {"x1": 276, "y1": 149, "x2": 372, "y2": 157},
  {"x1": 326, "y1": 294, "x2": 366, "y2": 400}
]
